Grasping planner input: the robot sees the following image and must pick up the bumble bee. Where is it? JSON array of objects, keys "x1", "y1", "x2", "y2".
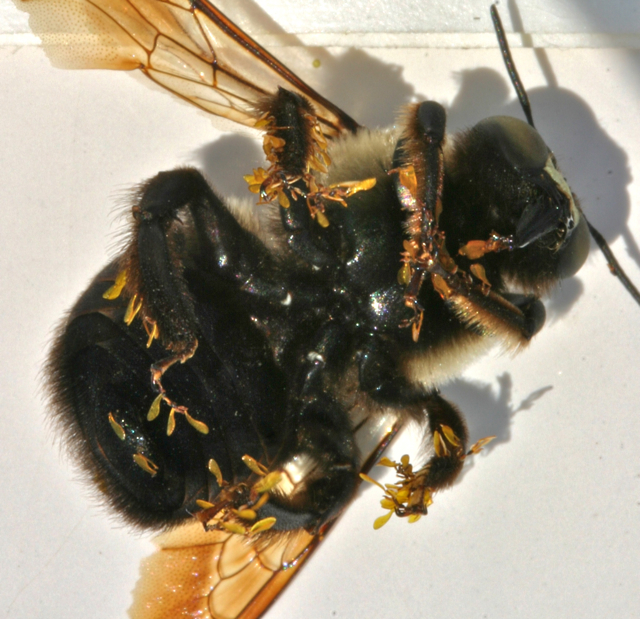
[{"x1": 4, "y1": 1, "x2": 640, "y2": 618}]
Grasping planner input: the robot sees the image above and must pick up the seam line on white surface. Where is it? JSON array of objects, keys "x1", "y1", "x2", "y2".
[{"x1": 1, "y1": 32, "x2": 640, "y2": 48}]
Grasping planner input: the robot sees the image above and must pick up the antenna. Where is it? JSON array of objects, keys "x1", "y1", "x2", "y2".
[{"x1": 490, "y1": 4, "x2": 535, "y2": 127}]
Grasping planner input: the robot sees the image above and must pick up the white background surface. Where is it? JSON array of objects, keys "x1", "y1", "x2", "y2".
[{"x1": 1, "y1": 1, "x2": 639, "y2": 618}]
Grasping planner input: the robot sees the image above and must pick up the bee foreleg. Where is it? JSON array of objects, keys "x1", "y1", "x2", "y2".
[
  {"x1": 445, "y1": 285, "x2": 547, "y2": 345},
  {"x1": 358, "y1": 336, "x2": 471, "y2": 513},
  {"x1": 413, "y1": 391, "x2": 469, "y2": 492}
]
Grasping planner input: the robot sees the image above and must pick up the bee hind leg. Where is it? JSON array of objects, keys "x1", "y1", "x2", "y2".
[{"x1": 116, "y1": 167, "x2": 288, "y2": 404}]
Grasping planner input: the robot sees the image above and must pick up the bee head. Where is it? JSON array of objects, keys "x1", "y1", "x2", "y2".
[{"x1": 443, "y1": 115, "x2": 590, "y2": 292}]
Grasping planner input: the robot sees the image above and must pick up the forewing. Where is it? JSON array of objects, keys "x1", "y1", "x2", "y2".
[
  {"x1": 129, "y1": 410, "x2": 402, "y2": 619},
  {"x1": 129, "y1": 522, "x2": 318, "y2": 619},
  {"x1": 15, "y1": 0, "x2": 358, "y2": 137}
]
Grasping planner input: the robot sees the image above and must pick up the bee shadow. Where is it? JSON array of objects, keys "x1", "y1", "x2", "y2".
[
  {"x1": 196, "y1": 136, "x2": 265, "y2": 200},
  {"x1": 442, "y1": 373, "x2": 553, "y2": 484},
  {"x1": 442, "y1": 373, "x2": 552, "y2": 448},
  {"x1": 315, "y1": 48, "x2": 417, "y2": 127}
]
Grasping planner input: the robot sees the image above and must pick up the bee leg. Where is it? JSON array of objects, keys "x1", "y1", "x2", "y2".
[
  {"x1": 260, "y1": 88, "x2": 340, "y2": 268},
  {"x1": 121, "y1": 168, "x2": 288, "y2": 401},
  {"x1": 412, "y1": 391, "x2": 469, "y2": 493},
  {"x1": 253, "y1": 385, "x2": 359, "y2": 531},
  {"x1": 358, "y1": 338, "x2": 471, "y2": 510},
  {"x1": 131, "y1": 167, "x2": 284, "y2": 302},
  {"x1": 439, "y1": 282, "x2": 547, "y2": 345}
]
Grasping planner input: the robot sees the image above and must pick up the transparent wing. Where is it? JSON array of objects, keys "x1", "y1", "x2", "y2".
[
  {"x1": 16, "y1": 0, "x2": 359, "y2": 138},
  {"x1": 129, "y1": 410, "x2": 402, "y2": 619}
]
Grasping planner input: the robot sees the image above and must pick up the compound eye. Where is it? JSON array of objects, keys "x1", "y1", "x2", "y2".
[
  {"x1": 556, "y1": 213, "x2": 590, "y2": 279},
  {"x1": 475, "y1": 115, "x2": 549, "y2": 170}
]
